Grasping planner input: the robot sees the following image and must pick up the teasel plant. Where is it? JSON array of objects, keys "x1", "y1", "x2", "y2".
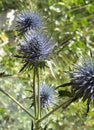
[{"x1": 0, "y1": 10, "x2": 94, "y2": 130}]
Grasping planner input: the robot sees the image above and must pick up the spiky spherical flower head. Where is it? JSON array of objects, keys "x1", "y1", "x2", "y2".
[
  {"x1": 40, "y1": 84, "x2": 57, "y2": 108},
  {"x1": 69, "y1": 57, "x2": 94, "y2": 107},
  {"x1": 16, "y1": 32, "x2": 56, "y2": 71},
  {"x1": 16, "y1": 11, "x2": 43, "y2": 34}
]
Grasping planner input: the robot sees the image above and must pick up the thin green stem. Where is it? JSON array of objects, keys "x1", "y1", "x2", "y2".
[
  {"x1": 34, "y1": 68, "x2": 41, "y2": 130},
  {"x1": 69, "y1": 2, "x2": 93, "y2": 13},
  {"x1": 35, "y1": 121, "x2": 41, "y2": 130},
  {"x1": 0, "y1": 88, "x2": 35, "y2": 120},
  {"x1": 33, "y1": 67, "x2": 37, "y2": 118},
  {"x1": 53, "y1": 2, "x2": 93, "y2": 13},
  {"x1": 37, "y1": 97, "x2": 76, "y2": 123},
  {"x1": 37, "y1": 68, "x2": 41, "y2": 119}
]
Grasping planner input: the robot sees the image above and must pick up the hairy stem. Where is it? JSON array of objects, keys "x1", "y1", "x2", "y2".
[{"x1": 0, "y1": 87, "x2": 35, "y2": 120}]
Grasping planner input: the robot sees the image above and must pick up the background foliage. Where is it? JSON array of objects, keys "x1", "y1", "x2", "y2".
[{"x1": 0, "y1": 0, "x2": 94, "y2": 129}]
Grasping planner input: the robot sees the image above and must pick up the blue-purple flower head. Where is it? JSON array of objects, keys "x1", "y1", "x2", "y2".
[
  {"x1": 16, "y1": 32, "x2": 56, "y2": 71},
  {"x1": 69, "y1": 57, "x2": 94, "y2": 107},
  {"x1": 16, "y1": 11, "x2": 43, "y2": 34},
  {"x1": 40, "y1": 84, "x2": 57, "y2": 108}
]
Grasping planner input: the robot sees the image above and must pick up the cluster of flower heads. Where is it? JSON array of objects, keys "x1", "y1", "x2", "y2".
[
  {"x1": 16, "y1": 10, "x2": 56, "y2": 71},
  {"x1": 15, "y1": 10, "x2": 94, "y2": 114},
  {"x1": 69, "y1": 56, "x2": 94, "y2": 110},
  {"x1": 16, "y1": 11, "x2": 43, "y2": 34}
]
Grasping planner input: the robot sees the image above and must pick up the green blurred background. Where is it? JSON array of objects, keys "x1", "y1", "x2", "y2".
[{"x1": 0, "y1": 0, "x2": 94, "y2": 129}]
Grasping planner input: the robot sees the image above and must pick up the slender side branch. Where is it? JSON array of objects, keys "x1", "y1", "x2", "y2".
[
  {"x1": 56, "y1": 36, "x2": 73, "y2": 54},
  {"x1": 0, "y1": 88, "x2": 35, "y2": 120},
  {"x1": 37, "y1": 97, "x2": 76, "y2": 123},
  {"x1": 55, "y1": 82, "x2": 72, "y2": 89}
]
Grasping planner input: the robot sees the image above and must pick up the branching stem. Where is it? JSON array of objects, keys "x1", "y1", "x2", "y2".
[
  {"x1": 37, "y1": 97, "x2": 76, "y2": 123},
  {"x1": 0, "y1": 88, "x2": 35, "y2": 120}
]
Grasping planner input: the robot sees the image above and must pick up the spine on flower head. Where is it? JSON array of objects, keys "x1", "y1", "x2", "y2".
[{"x1": 16, "y1": 31, "x2": 56, "y2": 71}]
